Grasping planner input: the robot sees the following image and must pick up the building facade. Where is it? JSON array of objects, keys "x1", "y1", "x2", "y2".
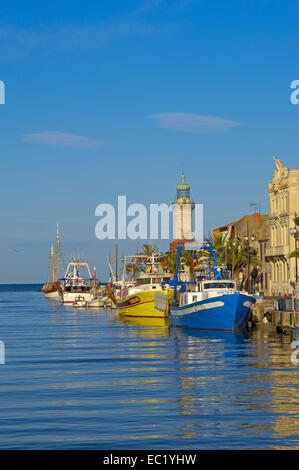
[
  {"x1": 266, "y1": 158, "x2": 299, "y2": 296},
  {"x1": 214, "y1": 213, "x2": 270, "y2": 295}
]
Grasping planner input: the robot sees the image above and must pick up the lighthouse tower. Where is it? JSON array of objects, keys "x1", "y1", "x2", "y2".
[{"x1": 173, "y1": 173, "x2": 195, "y2": 241}]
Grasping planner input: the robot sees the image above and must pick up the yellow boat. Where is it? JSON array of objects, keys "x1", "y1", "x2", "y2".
[{"x1": 116, "y1": 273, "x2": 174, "y2": 318}]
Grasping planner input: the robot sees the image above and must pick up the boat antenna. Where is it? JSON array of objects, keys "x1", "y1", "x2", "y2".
[{"x1": 115, "y1": 243, "x2": 118, "y2": 282}]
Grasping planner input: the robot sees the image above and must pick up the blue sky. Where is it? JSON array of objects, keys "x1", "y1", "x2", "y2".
[{"x1": 1, "y1": 0, "x2": 299, "y2": 283}]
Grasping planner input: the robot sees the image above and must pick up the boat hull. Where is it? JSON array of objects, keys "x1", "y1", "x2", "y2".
[
  {"x1": 59, "y1": 291, "x2": 92, "y2": 304},
  {"x1": 170, "y1": 292, "x2": 255, "y2": 331},
  {"x1": 116, "y1": 289, "x2": 173, "y2": 318},
  {"x1": 44, "y1": 289, "x2": 59, "y2": 299},
  {"x1": 73, "y1": 302, "x2": 87, "y2": 308},
  {"x1": 87, "y1": 299, "x2": 104, "y2": 308}
]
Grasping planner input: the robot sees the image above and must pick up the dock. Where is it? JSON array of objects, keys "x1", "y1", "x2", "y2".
[{"x1": 249, "y1": 297, "x2": 299, "y2": 331}]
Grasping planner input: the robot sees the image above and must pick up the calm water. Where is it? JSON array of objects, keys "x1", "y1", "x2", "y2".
[{"x1": 0, "y1": 284, "x2": 298, "y2": 450}]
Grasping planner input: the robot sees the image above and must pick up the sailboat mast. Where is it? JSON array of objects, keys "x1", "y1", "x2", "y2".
[
  {"x1": 93, "y1": 267, "x2": 97, "y2": 299},
  {"x1": 56, "y1": 224, "x2": 61, "y2": 281},
  {"x1": 48, "y1": 244, "x2": 55, "y2": 283},
  {"x1": 50, "y1": 244, "x2": 55, "y2": 282},
  {"x1": 115, "y1": 243, "x2": 118, "y2": 282}
]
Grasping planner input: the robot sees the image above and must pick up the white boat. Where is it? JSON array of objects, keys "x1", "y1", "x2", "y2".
[
  {"x1": 73, "y1": 295, "x2": 88, "y2": 308},
  {"x1": 88, "y1": 298, "x2": 104, "y2": 308},
  {"x1": 59, "y1": 258, "x2": 93, "y2": 304},
  {"x1": 87, "y1": 268, "x2": 104, "y2": 307},
  {"x1": 44, "y1": 287, "x2": 60, "y2": 299},
  {"x1": 103, "y1": 297, "x2": 113, "y2": 308}
]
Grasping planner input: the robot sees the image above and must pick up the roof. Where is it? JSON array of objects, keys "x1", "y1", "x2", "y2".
[{"x1": 176, "y1": 173, "x2": 190, "y2": 191}]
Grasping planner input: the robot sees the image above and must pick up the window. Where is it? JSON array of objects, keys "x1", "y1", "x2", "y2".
[
  {"x1": 136, "y1": 278, "x2": 151, "y2": 286},
  {"x1": 203, "y1": 282, "x2": 235, "y2": 289}
]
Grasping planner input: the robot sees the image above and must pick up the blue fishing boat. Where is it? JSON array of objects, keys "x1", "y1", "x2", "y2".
[{"x1": 165, "y1": 244, "x2": 256, "y2": 331}]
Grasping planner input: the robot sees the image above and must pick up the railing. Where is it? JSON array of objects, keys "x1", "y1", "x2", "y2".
[{"x1": 265, "y1": 246, "x2": 289, "y2": 257}]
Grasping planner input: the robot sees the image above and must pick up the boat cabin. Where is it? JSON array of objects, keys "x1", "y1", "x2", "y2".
[
  {"x1": 135, "y1": 274, "x2": 172, "y2": 286},
  {"x1": 120, "y1": 273, "x2": 172, "y2": 299}
]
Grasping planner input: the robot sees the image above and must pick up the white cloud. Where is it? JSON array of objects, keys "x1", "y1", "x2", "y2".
[
  {"x1": 147, "y1": 112, "x2": 241, "y2": 133},
  {"x1": 23, "y1": 131, "x2": 102, "y2": 148}
]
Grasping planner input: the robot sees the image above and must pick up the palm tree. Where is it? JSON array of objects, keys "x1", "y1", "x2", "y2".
[
  {"x1": 226, "y1": 239, "x2": 260, "y2": 289},
  {"x1": 181, "y1": 250, "x2": 196, "y2": 282},
  {"x1": 205, "y1": 233, "x2": 228, "y2": 267},
  {"x1": 125, "y1": 262, "x2": 144, "y2": 280},
  {"x1": 141, "y1": 244, "x2": 157, "y2": 258},
  {"x1": 205, "y1": 234, "x2": 260, "y2": 289},
  {"x1": 163, "y1": 252, "x2": 178, "y2": 277}
]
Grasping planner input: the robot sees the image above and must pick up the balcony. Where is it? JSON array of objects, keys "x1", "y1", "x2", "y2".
[{"x1": 266, "y1": 245, "x2": 289, "y2": 257}]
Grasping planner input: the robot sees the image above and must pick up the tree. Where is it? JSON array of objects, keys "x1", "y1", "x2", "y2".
[
  {"x1": 140, "y1": 244, "x2": 157, "y2": 258},
  {"x1": 125, "y1": 262, "x2": 144, "y2": 280},
  {"x1": 163, "y1": 252, "x2": 178, "y2": 276},
  {"x1": 181, "y1": 250, "x2": 196, "y2": 282},
  {"x1": 226, "y1": 239, "x2": 260, "y2": 289},
  {"x1": 205, "y1": 234, "x2": 260, "y2": 289}
]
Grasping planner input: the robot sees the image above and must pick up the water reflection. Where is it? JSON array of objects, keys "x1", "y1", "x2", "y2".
[
  {"x1": 2, "y1": 287, "x2": 299, "y2": 449},
  {"x1": 171, "y1": 325, "x2": 299, "y2": 447},
  {"x1": 174, "y1": 326, "x2": 248, "y2": 343},
  {"x1": 113, "y1": 314, "x2": 170, "y2": 338}
]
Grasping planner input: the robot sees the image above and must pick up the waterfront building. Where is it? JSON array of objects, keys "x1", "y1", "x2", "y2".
[
  {"x1": 265, "y1": 158, "x2": 299, "y2": 296},
  {"x1": 213, "y1": 213, "x2": 270, "y2": 295}
]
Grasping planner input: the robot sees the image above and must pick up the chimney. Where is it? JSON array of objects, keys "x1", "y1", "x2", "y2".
[{"x1": 254, "y1": 213, "x2": 261, "y2": 224}]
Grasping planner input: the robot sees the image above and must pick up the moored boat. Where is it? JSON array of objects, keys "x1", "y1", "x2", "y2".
[
  {"x1": 166, "y1": 244, "x2": 255, "y2": 331},
  {"x1": 42, "y1": 281, "x2": 60, "y2": 299},
  {"x1": 116, "y1": 272, "x2": 174, "y2": 318},
  {"x1": 42, "y1": 225, "x2": 62, "y2": 300},
  {"x1": 87, "y1": 267, "x2": 104, "y2": 308},
  {"x1": 59, "y1": 258, "x2": 93, "y2": 304},
  {"x1": 87, "y1": 298, "x2": 104, "y2": 308},
  {"x1": 73, "y1": 295, "x2": 88, "y2": 308}
]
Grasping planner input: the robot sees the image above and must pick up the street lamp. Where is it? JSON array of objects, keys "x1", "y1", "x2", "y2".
[
  {"x1": 289, "y1": 224, "x2": 299, "y2": 325},
  {"x1": 289, "y1": 226, "x2": 299, "y2": 284},
  {"x1": 243, "y1": 234, "x2": 255, "y2": 293}
]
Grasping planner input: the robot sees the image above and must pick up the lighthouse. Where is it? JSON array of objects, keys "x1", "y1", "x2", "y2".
[{"x1": 173, "y1": 173, "x2": 195, "y2": 241}]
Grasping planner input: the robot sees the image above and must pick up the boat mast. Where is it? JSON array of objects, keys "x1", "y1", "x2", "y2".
[
  {"x1": 49, "y1": 244, "x2": 55, "y2": 283},
  {"x1": 93, "y1": 267, "x2": 97, "y2": 299},
  {"x1": 107, "y1": 256, "x2": 116, "y2": 283},
  {"x1": 115, "y1": 243, "x2": 118, "y2": 282},
  {"x1": 56, "y1": 224, "x2": 61, "y2": 281}
]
